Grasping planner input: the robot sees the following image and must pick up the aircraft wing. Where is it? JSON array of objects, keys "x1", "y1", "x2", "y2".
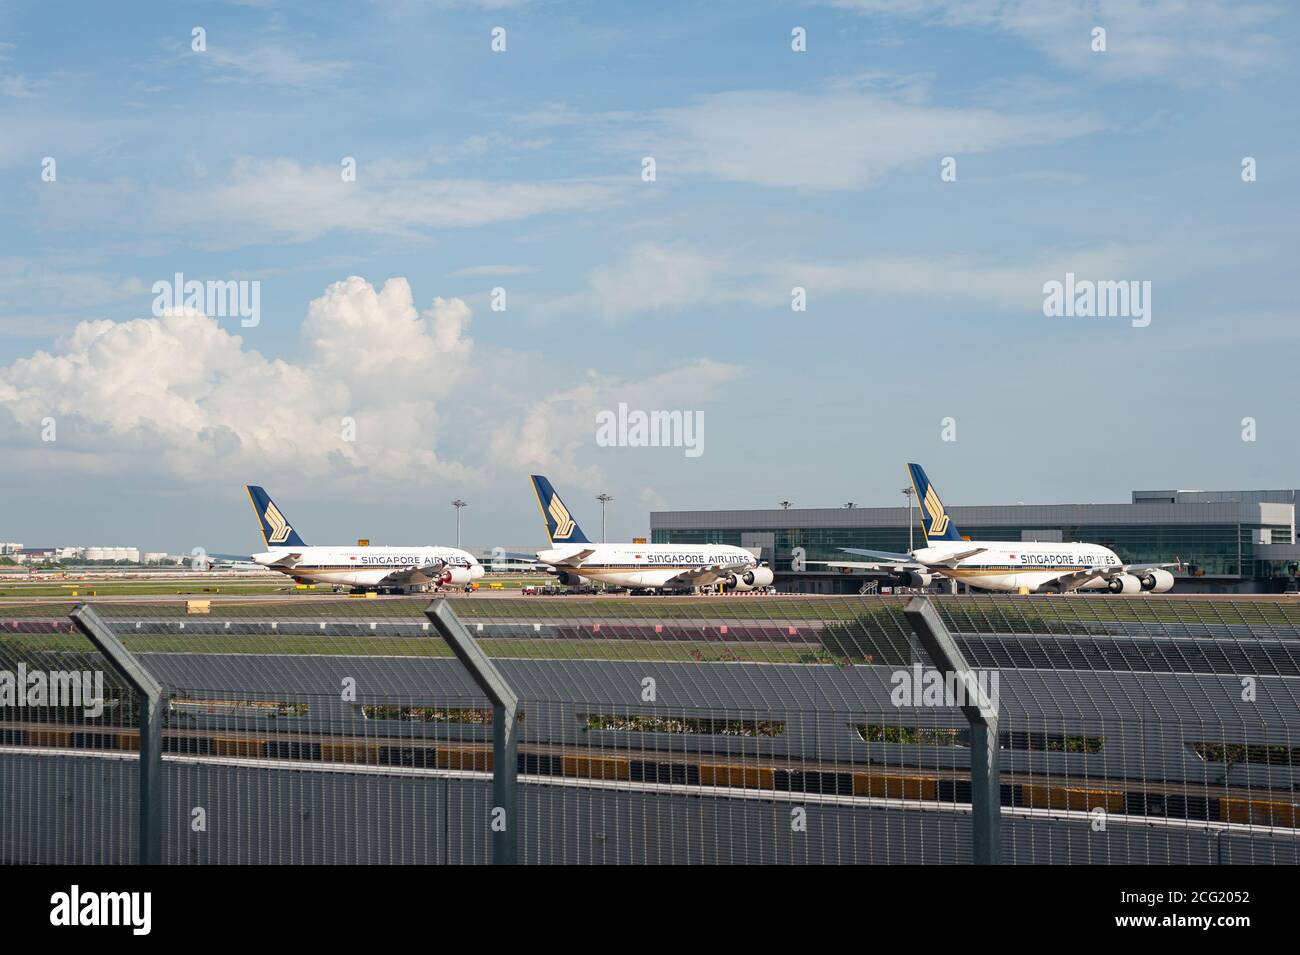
[
  {"x1": 543, "y1": 547, "x2": 597, "y2": 566},
  {"x1": 841, "y1": 548, "x2": 915, "y2": 562},
  {"x1": 807, "y1": 560, "x2": 924, "y2": 572},
  {"x1": 840, "y1": 546, "x2": 988, "y2": 567},
  {"x1": 1053, "y1": 559, "x2": 1183, "y2": 591},
  {"x1": 1046, "y1": 565, "x2": 1114, "y2": 590},
  {"x1": 382, "y1": 560, "x2": 447, "y2": 585},
  {"x1": 665, "y1": 561, "x2": 751, "y2": 586},
  {"x1": 929, "y1": 547, "x2": 987, "y2": 567}
]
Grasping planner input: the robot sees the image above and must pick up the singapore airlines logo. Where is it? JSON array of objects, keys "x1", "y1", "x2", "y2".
[
  {"x1": 923, "y1": 485, "x2": 949, "y2": 536},
  {"x1": 265, "y1": 502, "x2": 293, "y2": 544},
  {"x1": 548, "y1": 495, "x2": 576, "y2": 540}
]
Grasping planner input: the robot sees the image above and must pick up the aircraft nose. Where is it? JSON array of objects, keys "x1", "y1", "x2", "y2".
[{"x1": 470, "y1": 562, "x2": 485, "y2": 579}]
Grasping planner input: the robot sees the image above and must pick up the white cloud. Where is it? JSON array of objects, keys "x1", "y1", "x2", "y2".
[
  {"x1": 827, "y1": 0, "x2": 1282, "y2": 81},
  {"x1": 0, "y1": 275, "x2": 742, "y2": 488},
  {"x1": 640, "y1": 87, "x2": 1099, "y2": 191},
  {"x1": 541, "y1": 241, "x2": 1174, "y2": 319},
  {"x1": 639, "y1": 487, "x2": 670, "y2": 512},
  {"x1": 200, "y1": 44, "x2": 350, "y2": 89},
  {"x1": 487, "y1": 359, "x2": 743, "y2": 488},
  {"x1": 538, "y1": 244, "x2": 769, "y2": 321},
  {"x1": 0, "y1": 75, "x2": 37, "y2": 98},
  {"x1": 0, "y1": 259, "x2": 147, "y2": 313},
  {"x1": 0, "y1": 277, "x2": 477, "y2": 483},
  {"x1": 148, "y1": 157, "x2": 620, "y2": 247},
  {"x1": 787, "y1": 246, "x2": 1148, "y2": 311},
  {"x1": 0, "y1": 259, "x2": 149, "y2": 338},
  {"x1": 448, "y1": 264, "x2": 538, "y2": 277}
]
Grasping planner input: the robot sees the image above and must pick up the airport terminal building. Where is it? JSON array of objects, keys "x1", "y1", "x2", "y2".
[{"x1": 651, "y1": 488, "x2": 1300, "y2": 594}]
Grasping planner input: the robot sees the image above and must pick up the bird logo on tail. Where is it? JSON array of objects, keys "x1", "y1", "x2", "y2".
[
  {"x1": 264, "y1": 502, "x2": 293, "y2": 544},
  {"x1": 548, "y1": 495, "x2": 576, "y2": 540}
]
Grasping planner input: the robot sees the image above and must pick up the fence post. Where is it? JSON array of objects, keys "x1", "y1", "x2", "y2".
[
  {"x1": 69, "y1": 603, "x2": 165, "y2": 865},
  {"x1": 424, "y1": 598, "x2": 520, "y2": 865},
  {"x1": 903, "y1": 596, "x2": 1001, "y2": 864}
]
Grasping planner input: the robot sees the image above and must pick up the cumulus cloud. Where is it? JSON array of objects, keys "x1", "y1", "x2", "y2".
[
  {"x1": 0, "y1": 276, "x2": 477, "y2": 484},
  {"x1": 0, "y1": 275, "x2": 743, "y2": 490}
]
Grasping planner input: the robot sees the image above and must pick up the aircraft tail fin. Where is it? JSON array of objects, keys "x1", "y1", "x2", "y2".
[
  {"x1": 530, "y1": 475, "x2": 592, "y2": 545},
  {"x1": 907, "y1": 463, "x2": 964, "y2": 543},
  {"x1": 245, "y1": 485, "x2": 307, "y2": 548}
]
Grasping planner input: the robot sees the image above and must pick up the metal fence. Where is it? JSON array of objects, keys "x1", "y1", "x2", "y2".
[{"x1": 2, "y1": 592, "x2": 1298, "y2": 864}]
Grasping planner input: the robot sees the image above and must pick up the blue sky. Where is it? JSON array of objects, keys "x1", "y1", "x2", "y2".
[{"x1": 0, "y1": 0, "x2": 1297, "y2": 553}]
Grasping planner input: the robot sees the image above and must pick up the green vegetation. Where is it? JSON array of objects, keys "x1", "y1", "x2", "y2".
[
  {"x1": 169, "y1": 698, "x2": 309, "y2": 718},
  {"x1": 854, "y1": 723, "x2": 1105, "y2": 754},
  {"x1": 815, "y1": 616, "x2": 915, "y2": 665},
  {"x1": 855, "y1": 724, "x2": 965, "y2": 746},
  {"x1": 583, "y1": 714, "x2": 785, "y2": 737},
  {"x1": 1192, "y1": 741, "x2": 1299, "y2": 768},
  {"x1": 361, "y1": 705, "x2": 496, "y2": 723}
]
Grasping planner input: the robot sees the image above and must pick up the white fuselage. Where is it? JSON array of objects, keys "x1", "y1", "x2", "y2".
[
  {"x1": 916, "y1": 540, "x2": 1124, "y2": 593},
  {"x1": 537, "y1": 543, "x2": 763, "y2": 590},
  {"x1": 252, "y1": 546, "x2": 483, "y2": 590}
]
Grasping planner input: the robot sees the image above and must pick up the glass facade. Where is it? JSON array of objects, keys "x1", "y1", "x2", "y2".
[{"x1": 653, "y1": 520, "x2": 1299, "y2": 584}]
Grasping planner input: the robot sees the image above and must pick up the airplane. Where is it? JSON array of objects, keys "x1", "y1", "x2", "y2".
[
  {"x1": 530, "y1": 475, "x2": 774, "y2": 593},
  {"x1": 245, "y1": 485, "x2": 484, "y2": 593},
  {"x1": 810, "y1": 464, "x2": 1179, "y2": 594}
]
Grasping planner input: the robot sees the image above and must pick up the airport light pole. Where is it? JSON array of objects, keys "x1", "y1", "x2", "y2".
[
  {"x1": 451, "y1": 499, "x2": 467, "y2": 548},
  {"x1": 901, "y1": 486, "x2": 915, "y2": 552},
  {"x1": 596, "y1": 492, "x2": 613, "y2": 543},
  {"x1": 780, "y1": 500, "x2": 792, "y2": 510}
]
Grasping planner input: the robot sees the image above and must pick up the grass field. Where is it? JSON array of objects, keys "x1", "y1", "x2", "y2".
[
  {"x1": 2, "y1": 592, "x2": 1299, "y2": 662},
  {"x1": 0, "y1": 630, "x2": 822, "y2": 663},
  {"x1": 0, "y1": 580, "x2": 293, "y2": 598},
  {"x1": 5, "y1": 591, "x2": 1300, "y2": 621},
  {"x1": 0, "y1": 574, "x2": 555, "y2": 599}
]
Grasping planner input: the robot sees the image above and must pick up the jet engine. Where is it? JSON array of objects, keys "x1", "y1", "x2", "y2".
[
  {"x1": 442, "y1": 565, "x2": 473, "y2": 586},
  {"x1": 1106, "y1": 573, "x2": 1142, "y2": 595},
  {"x1": 1139, "y1": 569, "x2": 1175, "y2": 593},
  {"x1": 890, "y1": 571, "x2": 935, "y2": 588},
  {"x1": 721, "y1": 567, "x2": 774, "y2": 591},
  {"x1": 556, "y1": 570, "x2": 585, "y2": 587}
]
